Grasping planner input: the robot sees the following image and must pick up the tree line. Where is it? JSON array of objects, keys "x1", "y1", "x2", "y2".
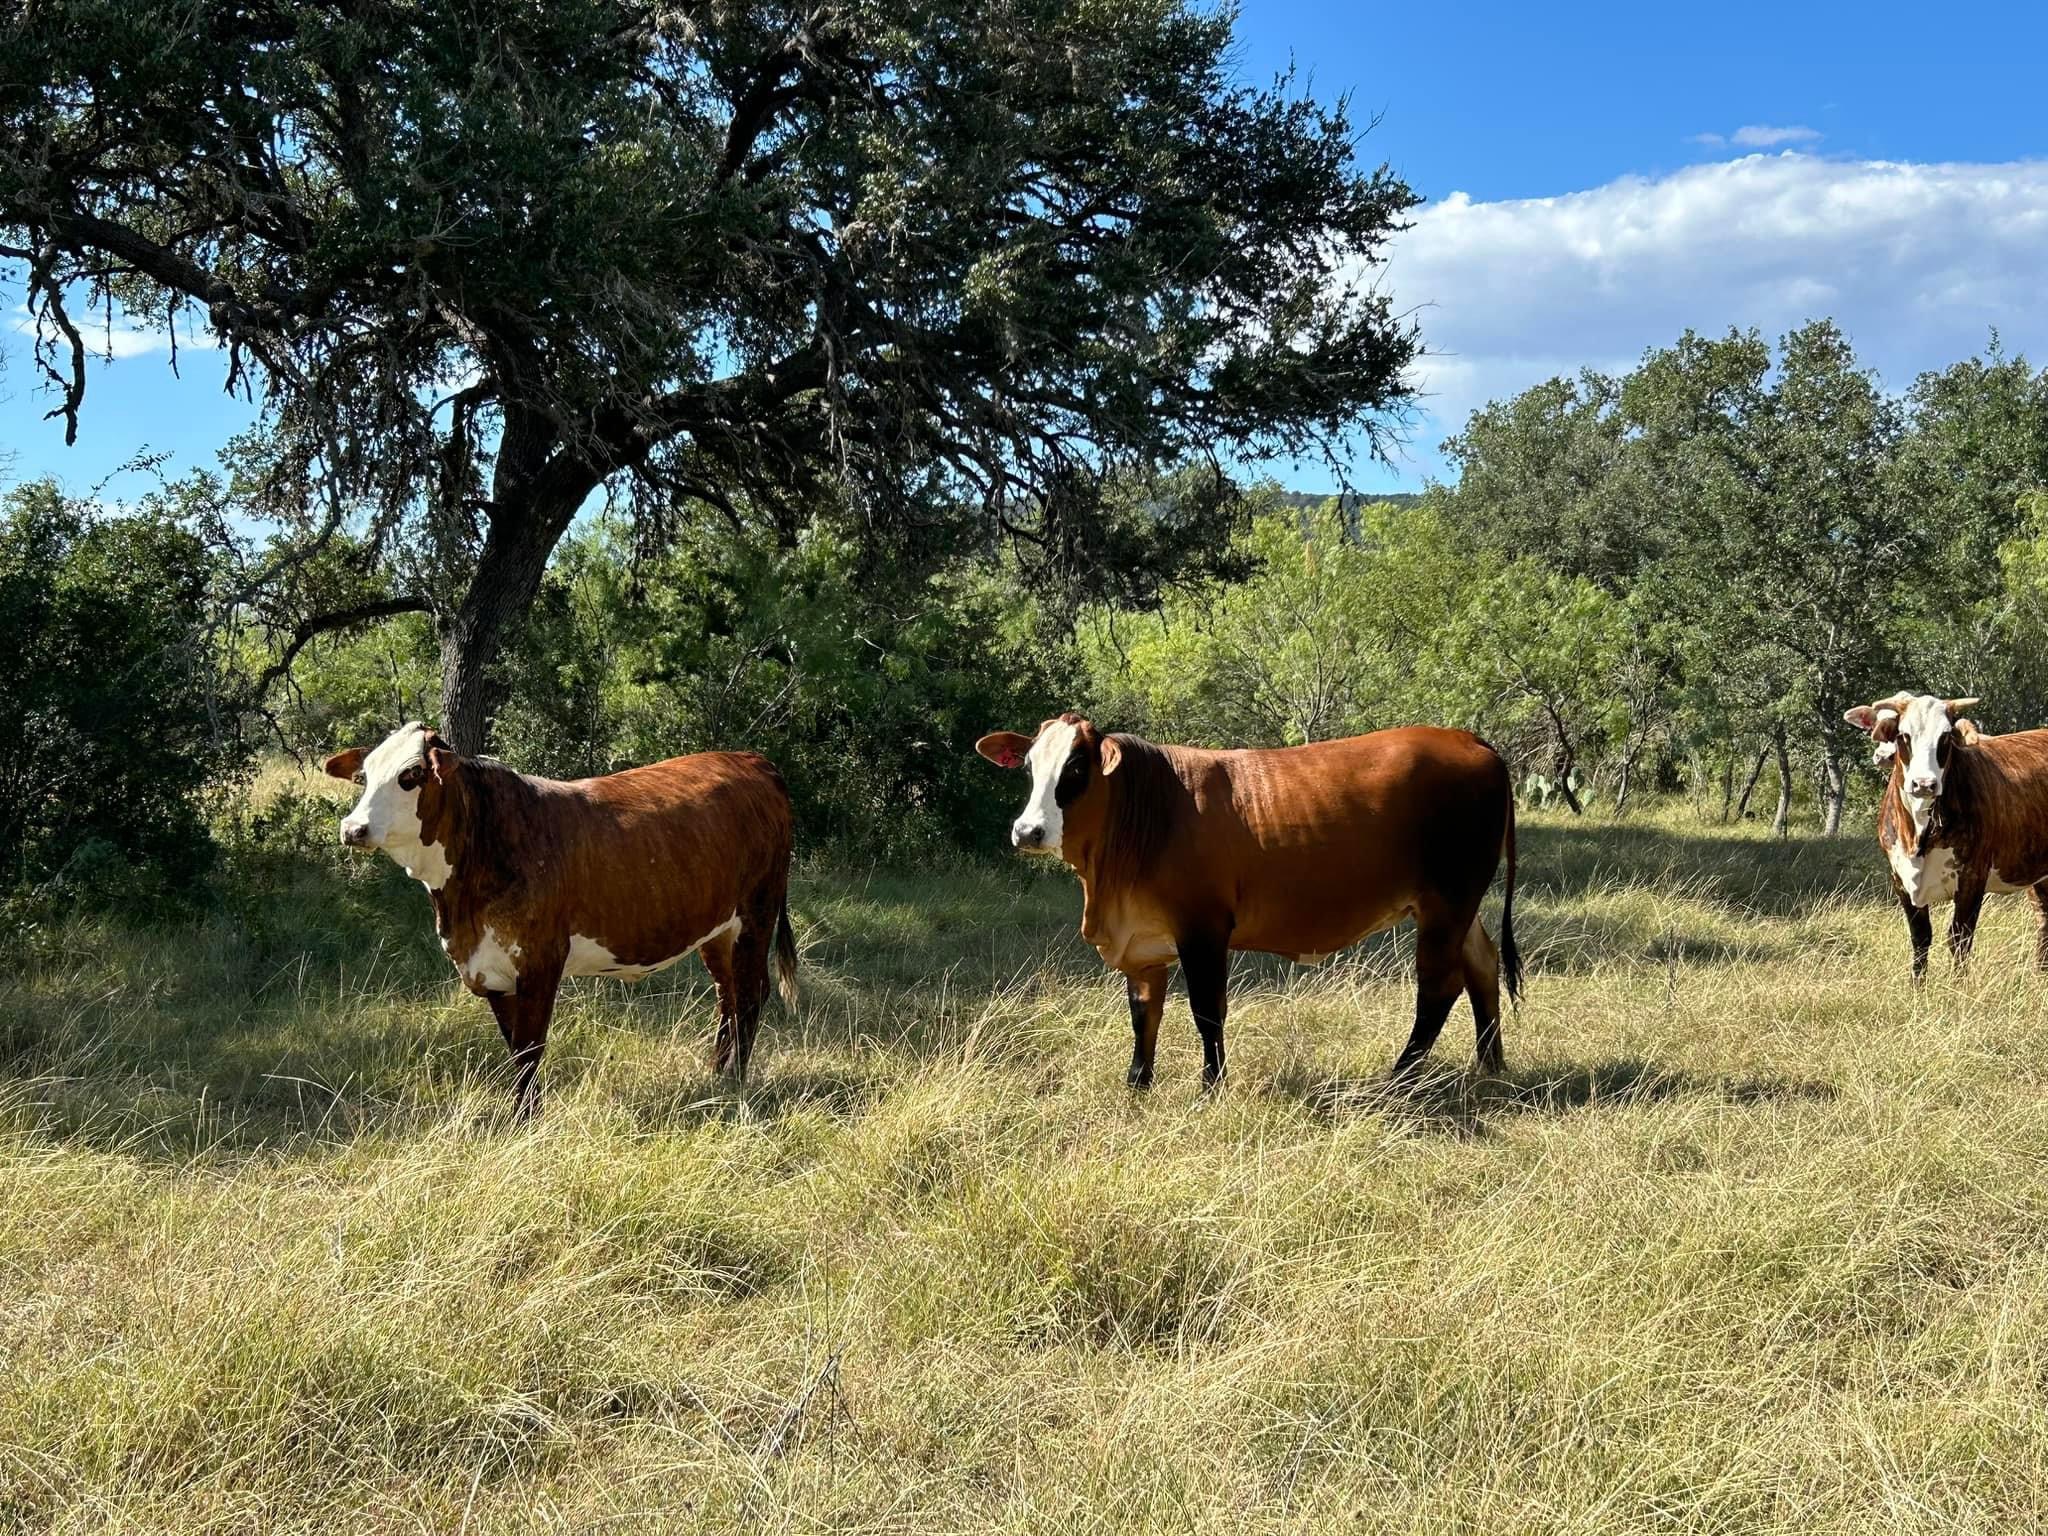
[{"x1": 8, "y1": 314, "x2": 2046, "y2": 913}]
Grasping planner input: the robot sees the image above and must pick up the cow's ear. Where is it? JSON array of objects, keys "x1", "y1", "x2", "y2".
[
  {"x1": 1099, "y1": 736, "x2": 1124, "y2": 776},
  {"x1": 975, "y1": 731, "x2": 1033, "y2": 769},
  {"x1": 322, "y1": 748, "x2": 365, "y2": 781},
  {"x1": 1844, "y1": 706, "x2": 1880, "y2": 733},
  {"x1": 426, "y1": 737, "x2": 460, "y2": 783}
]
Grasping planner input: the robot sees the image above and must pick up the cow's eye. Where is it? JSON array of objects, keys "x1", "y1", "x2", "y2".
[{"x1": 398, "y1": 767, "x2": 423, "y2": 791}]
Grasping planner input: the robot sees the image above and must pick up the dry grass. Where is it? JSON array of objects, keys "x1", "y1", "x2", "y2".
[{"x1": 5, "y1": 774, "x2": 2048, "y2": 1532}]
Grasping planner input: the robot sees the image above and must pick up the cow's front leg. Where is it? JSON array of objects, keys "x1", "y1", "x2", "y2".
[
  {"x1": 1949, "y1": 873, "x2": 1988, "y2": 974},
  {"x1": 1177, "y1": 936, "x2": 1230, "y2": 1090},
  {"x1": 485, "y1": 963, "x2": 563, "y2": 1118},
  {"x1": 1900, "y1": 892, "x2": 1933, "y2": 981},
  {"x1": 1125, "y1": 966, "x2": 1169, "y2": 1089}
]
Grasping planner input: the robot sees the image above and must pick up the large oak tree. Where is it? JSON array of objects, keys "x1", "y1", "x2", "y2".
[{"x1": 2, "y1": 0, "x2": 1421, "y2": 749}]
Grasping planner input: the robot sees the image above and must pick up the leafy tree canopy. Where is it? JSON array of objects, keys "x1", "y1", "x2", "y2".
[{"x1": 2, "y1": 0, "x2": 1421, "y2": 748}]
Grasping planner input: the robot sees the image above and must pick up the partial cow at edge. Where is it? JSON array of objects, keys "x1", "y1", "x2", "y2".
[
  {"x1": 324, "y1": 723, "x2": 799, "y2": 1114},
  {"x1": 975, "y1": 715, "x2": 1522, "y2": 1088},
  {"x1": 1845, "y1": 692, "x2": 2048, "y2": 978}
]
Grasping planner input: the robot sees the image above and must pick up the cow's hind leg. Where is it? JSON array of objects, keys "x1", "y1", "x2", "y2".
[
  {"x1": 701, "y1": 929, "x2": 743, "y2": 1078},
  {"x1": 726, "y1": 892, "x2": 781, "y2": 1080},
  {"x1": 1177, "y1": 935, "x2": 1230, "y2": 1090},
  {"x1": 2029, "y1": 884, "x2": 2048, "y2": 972},
  {"x1": 1462, "y1": 918, "x2": 1505, "y2": 1074},
  {"x1": 1392, "y1": 923, "x2": 1466, "y2": 1080}
]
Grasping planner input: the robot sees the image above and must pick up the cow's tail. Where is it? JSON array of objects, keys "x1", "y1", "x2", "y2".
[
  {"x1": 1499, "y1": 785, "x2": 1524, "y2": 1006},
  {"x1": 774, "y1": 892, "x2": 800, "y2": 1011}
]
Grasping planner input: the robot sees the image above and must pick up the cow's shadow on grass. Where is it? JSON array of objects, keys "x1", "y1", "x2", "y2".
[{"x1": 1266, "y1": 1055, "x2": 1841, "y2": 1139}]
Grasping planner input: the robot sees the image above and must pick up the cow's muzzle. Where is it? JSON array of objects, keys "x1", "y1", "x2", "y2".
[
  {"x1": 1012, "y1": 821, "x2": 1046, "y2": 849},
  {"x1": 340, "y1": 820, "x2": 373, "y2": 849}
]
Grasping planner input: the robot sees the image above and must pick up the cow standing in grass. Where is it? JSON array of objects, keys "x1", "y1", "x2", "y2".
[
  {"x1": 325, "y1": 723, "x2": 798, "y2": 1113},
  {"x1": 1846, "y1": 692, "x2": 2048, "y2": 979},
  {"x1": 975, "y1": 715, "x2": 1522, "y2": 1087}
]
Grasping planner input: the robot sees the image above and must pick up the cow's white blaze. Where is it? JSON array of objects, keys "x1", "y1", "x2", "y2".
[
  {"x1": 1013, "y1": 720, "x2": 1080, "y2": 851},
  {"x1": 338, "y1": 723, "x2": 454, "y2": 888}
]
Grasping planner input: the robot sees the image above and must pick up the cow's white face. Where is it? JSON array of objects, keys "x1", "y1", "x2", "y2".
[
  {"x1": 1012, "y1": 719, "x2": 1082, "y2": 852},
  {"x1": 1895, "y1": 695, "x2": 1959, "y2": 826},
  {"x1": 337, "y1": 724, "x2": 438, "y2": 865}
]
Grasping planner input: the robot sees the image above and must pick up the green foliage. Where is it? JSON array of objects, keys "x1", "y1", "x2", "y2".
[
  {"x1": 1079, "y1": 497, "x2": 1478, "y2": 746},
  {"x1": 0, "y1": 480, "x2": 231, "y2": 905},
  {"x1": 4, "y1": 0, "x2": 1421, "y2": 747},
  {"x1": 481, "y1": 517, "x2": 1068, "y2": 860}
]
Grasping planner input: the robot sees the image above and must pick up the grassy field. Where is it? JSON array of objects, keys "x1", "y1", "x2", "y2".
[{"x1": 7, "y1": 773, "x2": 2048, "y2": 1533}]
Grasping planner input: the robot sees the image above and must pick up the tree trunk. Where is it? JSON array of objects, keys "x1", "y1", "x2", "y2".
[
  {"x1": 1718, "y1": 750, "x2": 1736, "y2": 822},
  {"x1": 1819, "y1": 740, "x2": 1846, "y2": 837},
  {"x1": 1553, "y1": 740, "x2": 1583, "y2": 815},
  {"x1": 1735, "y1": 747, "x2": 1768, "y2": 821},
  {"x1": 437, "y1": 491, "x2": 583, "y2": 754},
  {"x1": 1615, "y1": 750, "x2": 1635, "y2": 815},
  {"x1": 1770, "y1": 728, "x2": 1793, "y2": 839}
]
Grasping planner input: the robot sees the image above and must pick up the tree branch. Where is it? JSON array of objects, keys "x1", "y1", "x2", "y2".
[{"x1": 254, "y1": 594, "x2": 433, "y2": 697}]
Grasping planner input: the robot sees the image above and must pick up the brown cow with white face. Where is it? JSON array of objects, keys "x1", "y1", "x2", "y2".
[
  {"x1": 325, "y1": 723, "x2": 798, "y2": 1113},
  {"x1": 976, "y1": 715, "x2": 1521, "y2": 1087},
  {"x1": 1845, "y1": 691, "x2": 2048, "y2": 977}
]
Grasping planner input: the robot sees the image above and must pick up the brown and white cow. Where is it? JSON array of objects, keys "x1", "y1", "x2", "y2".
[
  {"x1": 1845, "y1": 692, "x2": 2048, "y2": 977},
  {"x1": 975, "y1": 715, "x2": 1522, "y2": 1087},
  {"x1": 324, "y1": 723, "x2": 798, "y2": 1113}
]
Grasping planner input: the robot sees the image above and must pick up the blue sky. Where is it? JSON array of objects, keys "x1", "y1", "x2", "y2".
[{"x1": 7, "y1": 1, "x2": 2048, "y2": 500}]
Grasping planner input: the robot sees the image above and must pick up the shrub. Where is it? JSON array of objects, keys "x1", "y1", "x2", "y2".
[{"x1": 0, "y1": 480, "x2": 235, "y2": 907}]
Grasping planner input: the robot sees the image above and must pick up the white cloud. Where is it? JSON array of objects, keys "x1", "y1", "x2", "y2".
[
  {"x1": 1729, "y1": 124, "x2": 1823, "y2": 148},
  {"x1": 7, "y1": 300, "x2": 218, "y2": 362},
  {"x1": 1377, "y1": 152, "x2": 2048, "y2": 480}
]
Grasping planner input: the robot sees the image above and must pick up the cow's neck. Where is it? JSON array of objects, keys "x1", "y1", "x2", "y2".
[
  {"x1": 418, "y1": 764, "x2": 527, "y2": 926},
  {"x1": 1061, "y1": 836, "x2": 1109, "y2": 943}
]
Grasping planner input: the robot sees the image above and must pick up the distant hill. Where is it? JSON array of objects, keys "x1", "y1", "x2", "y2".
[{"x1": 1272, "y1": 489, "x2": 1426, "y2": 511}]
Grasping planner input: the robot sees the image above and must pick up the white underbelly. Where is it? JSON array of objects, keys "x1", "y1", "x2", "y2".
[{"x1": 563, "y1": 914, "x2": 740, "y2": 979}]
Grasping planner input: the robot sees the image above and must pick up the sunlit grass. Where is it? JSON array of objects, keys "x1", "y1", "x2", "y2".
[{"x1": 4, "y1": 782, "x2": 2047, "y2": 1531}]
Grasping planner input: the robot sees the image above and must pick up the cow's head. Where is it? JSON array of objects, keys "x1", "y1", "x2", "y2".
[
  {"x1": 1844, "y1": 692, "x2": 1980, "y2": 809},
  {"x1": 975, "y1": 713, "x2": 1124, "y2": 855},
  {"x1": 323, "y1": 722, "x2": 461, "y2": 875}
]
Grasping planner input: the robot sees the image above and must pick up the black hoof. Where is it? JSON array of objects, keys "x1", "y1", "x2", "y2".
[{"x1": 1127, "y1": 1065, "x2": 1153, "y2": 1090}]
